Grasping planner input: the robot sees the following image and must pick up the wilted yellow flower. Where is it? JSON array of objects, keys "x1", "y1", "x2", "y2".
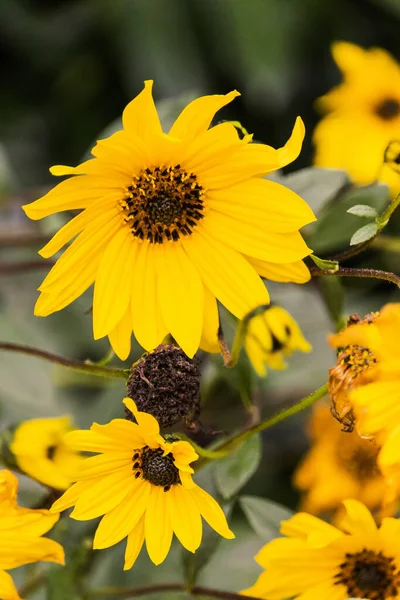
[
  {"x1": 314, "y1": 42, "x2": 400, "y2": 195},
  {"x1": 243, "y1": 499, "x2": 400, "y2": 600},
  {"x1": 10, "y1": 416, "x2": 83, "y2": 490},
  {"x1": 51, "y1": 398, "x2": 234, "y2": 569},
  {"x1": 243, "y1": 305, "x2": 311, "y2": 376},
  {"x1": 294, "y1": 402, "x2": 390, "y2": 516},
  {"x1": 0, "y1": 470, "x2": 64, "y2": 600},
  {"x1": 23, "y1": 81, "x2": 315, "y2": 360}
]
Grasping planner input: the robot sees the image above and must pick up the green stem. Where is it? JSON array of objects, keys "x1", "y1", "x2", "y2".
[
  {"x1": 310, "y1": 266, "x2": 400, "y2": 288},
  {"x1": 0, "y1": 342, "x2": 129, "y2": 379},
  {"x1": 88, "y1": 583, "x2": 260, "y2": 600},
  {"x1": 196, "y1": 382, "x2": 328, "y2": 470},
  {"x1": 372, "y1": 235, "x2": 400, "y2": 252},
  {"x1": 377, "y1": 192, "x2": 400, "y2": 227}
]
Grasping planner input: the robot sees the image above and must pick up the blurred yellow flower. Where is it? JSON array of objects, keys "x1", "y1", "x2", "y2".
[
  {"x1": 244, "y1": 305, "x2": 311, "y2": 376},
  {"x1": 23, "y1": 81, "x2": 315, "y2": 360},
  {"x1": 243, "y1": 499, "x2": 400, "y2": 600},
  {"x1": 314, "y1": 41, "x2": 400, "y2": 195},
  {"x1": 294, "y1": 402, "x2": 391, "y2": 516},
  {"x1": 51, "y1": 398, "x2": 234, "y2": 570},
  {"x1": 0, "y1": 470, "x2": 64, "y2": 600},
  {"x1": 10, "y1": 416, "x2": 83, "y2": 491}
]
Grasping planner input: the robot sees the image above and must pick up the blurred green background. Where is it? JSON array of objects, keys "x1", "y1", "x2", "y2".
[{"x1": 1, "y1": 0, "x2": 400, "y2": 596}]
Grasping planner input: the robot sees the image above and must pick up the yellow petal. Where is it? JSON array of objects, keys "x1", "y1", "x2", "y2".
[
  {"x1": 50, "y1": 480, "x2": 92, "y2": 514},
  {"x1": 94, "y1": 480, "x2": 151, "y2": 549},
  {"x1": 205, "y1": 210, "x2": 312, "y2": 263},
  {"x1": 281, "y1": 513, "x2": 342, "y2": 547},
  {"x1": 331, "y1": 41, "x2": 368, "y2": 74},
  {"x1": 0, "y1": 569, "x2": 22, "y2": 600},
  {"x1": 145, "y1": 486, "x2": 173, "y2": 565},
  {"x1": 183, "y1": 228, "x2": 269, "y2": 320},
  {"x1": 64, "y1": 429, "x2": 128, "y2": 453},
  {"x1": 156, "y1": 242, "x2": 203, "y2": 358},
  {"x1": 124, "y1": 517, "x2": 145, "y2": 570},
  {"x1": 247, "y1": 256, "x2": 310, "y2": 283},
  {"x1": 189, "y1": 484, "x2": 234, "y2": 539},
  {"x1": 379, "y1": 425, "x2": 400, "y2": 467},
  {"x1": 351, "y1": 381, "x2": 400, "y2": 433},
  {"x1": 131, "y1": 241, "x2": 168, "y2": 351},
  {"x1": 199, "y1": 286, "x2": 220, "y2": 354},
  {"x1": 77, "y1": 453, "x2": 132, "y2": 480},
  {"x1": 108, "y1": 308, "x2": 132, "y2": 361},
  {"x1": 167, "y1": 485, "x2": 202, "y2": 553},
  {"x1": 122, "y1": 81, "x2": 162, "y2": 140},
  {"x1": 169, "y1": 91, "x2": 240, "y2": 140},
  {"x1": 0, "y1": 536, "x2": 64, "y2": 569},
  {"x1": 339, "y1": 499, "x2": 377, "y2": 535},
  {"x1": 121, "y1": 398, "x2": 161, "y2": 446},
  {"x1": 71, "y1": 469, "x2": 136, "y2": 520},
  {"x1": 93, "y1": 227, "x2": 138, "y2": 338},
  {"x1": 90, "y1": 419, "x2": 144, "y2": 450}
]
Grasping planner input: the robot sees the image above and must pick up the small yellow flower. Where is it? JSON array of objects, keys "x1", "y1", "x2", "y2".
[
  {"x1": 243, "y1": 499, "x2": 400, "y2": 600},
  {"x1": 50, "y1": 398, "x2": 234, "y2": 569},
  {"x1": 294, "y1": 402, "x2": 391, "y2": 516},
  {"x1": 313, "y1": 42, "x2": 400, "y2": 195},
  {"x1": 10, "y1": 416, "x2": 84, "y2": 491},
  {"x1": 23, "y1": 81, "x2": 315, "y2": 360},
  {"x1": 0, "y1": 470, "x2": 64, "y2": 600},
  {"x1": 244, "y1": 305, "x2": 311, "y2": 376}
]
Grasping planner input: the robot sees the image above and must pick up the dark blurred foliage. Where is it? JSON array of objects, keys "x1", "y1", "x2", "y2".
[{"x1": 1, "y1": 0, "x2": 400, "y2": 186}]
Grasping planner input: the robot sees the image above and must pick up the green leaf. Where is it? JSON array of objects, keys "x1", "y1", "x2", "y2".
[
  {"x1": 350, "y1": 223, "x2": 378, "y2": 246},
  {"x1": 310, "y1": 254, "x2": 339, "y2": 273},
  {"x1": 46, "y1": 565, "x2": 82, "y2": 600},
  {"x1": 214, "y1": 435, "x2": 261, "y2": 500},
  {"x1": 239, "y1": 495, "x2": 294, "y2": 539},
  {"x1": 347, "y1": 204, "x2": 378, "y2": 218}
]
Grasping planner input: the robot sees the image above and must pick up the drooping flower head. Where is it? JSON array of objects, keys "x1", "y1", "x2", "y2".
[
  {"x1": 243, "y1": 499, "x2": 400, "y2": 600},
  {"x1": 50, "y1": 398, "x2": 234, "y2": 570},
  {"x1": 314, "y1": 42, "x2": 400, "y2": 195},
  {"x1": 243, "y1": 305, "x2": 311, "y2": 376},
  {"x1": 23, "y1": 81, "x2": 315, "y2": 360},
  {"x1": 10, "y1": 416, "x2": 83, "y2": 490},
  {"x1": 0, "y1": 470, "x2": 64, "y2": 600},
  {"x1": 293, "y1": 402, "x2": 392, "y2": 517}
]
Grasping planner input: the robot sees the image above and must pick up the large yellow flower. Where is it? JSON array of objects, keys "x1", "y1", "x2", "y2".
[
  {"x1": 243, "y1": 305, "x2": 311, "y2": 376},
  {"x1": 10, "y1": 416, "x2": 84, "y2": 490},
  {"x1": 0, "y1": 470, "x2": 64, "y2": 600},
  {"x1": 314, "y1": 42, "x2": 400, "y2": 195},
  {"x1": 294, "y1": 402, "x2": 391, "y2": 516},
  {"x1": 243, "y1": 499, "x2": 400, "y2": 600},
  {"x1": 50, "y1": 398, "x2": 234, "y2": 569},
  {"x1": 23, "y1": 81, "x2": 315, "y2": 360}
]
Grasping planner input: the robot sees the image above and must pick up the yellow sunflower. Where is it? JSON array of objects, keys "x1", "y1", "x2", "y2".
[
  {"x1": 50, "y1": 397, "x2": 234, "y2": 569},
  {"x1": 10, "y1": 416, "x2": 83, "y2": 490},
  {"x1": 293, "y1": 402, "x2": 391, "y2": 516},
  {"x1": 243, "y1": 305, "x2": 311, "y2": 376},
  {"x1": 243, "y1": 498, "x2": 400, "y2": 600},
  {"x1": 314, "y1": 42, "x2": 400, "y2": 196},
  {"x1": 23, "y1": 81, "x2": 315, "y2": 360},
  {"x1": 0, "y1": 470, "x2": 64, "y2": 600}
]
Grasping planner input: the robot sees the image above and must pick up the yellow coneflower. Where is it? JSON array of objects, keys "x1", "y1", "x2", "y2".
[
  {"x1": 0, "y1": 470, "x2": 64, "y2": 600},
  {"x1": 314, "y1": 42, "x2": 400, "y2": 195},
  {"x1": 10, "y1": 416, "x2": 83, "y2": 490},
  {"x1": 243, "y1": 305, "x2": 311, "y2": 376},
  {"x1": 51, "y1": 398, "x2": 234, "y2": 569},
  {"x1": 294, "y1": 402, "x2": 392, "y2": 516},
  {"x1": 23, "y1": 81, "x2": 315, "y2": 360},
  {"x1": 243, "y1": 499, "x2": 400, "y2": 600}
]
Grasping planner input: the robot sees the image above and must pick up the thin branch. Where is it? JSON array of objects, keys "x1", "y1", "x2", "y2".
[
  {"x1": 196, "y1": 382, "x2": 328, "y2": 470},
  {"x1": 88, "y1": 583, "x2": 260, "y2": 600},
  {"x1": 0, "y1": 259, "x2": 54, "y2": 275},
  {"x1": 0, "y1": 233, "x2": 50, "y2": 249},
  {"x1": 0, "y1": 342, "x2": 129, "y2": 379},
  {"x1": 309, "y1": 265, "x2": 400, "y2": 288}
]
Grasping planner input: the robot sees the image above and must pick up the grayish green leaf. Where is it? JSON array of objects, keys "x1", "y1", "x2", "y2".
[
  {"x1": 239, "y1": 495, "x2": 294, "y2": 539},
  {"x1": 310, "y1": 254, "x2": 339, "y2": 273},
  {"x1": 215, "y1": 435, "x2": 262, "y2": 500},
  {"x1": 350, "y1": 223, "x2": 379, "y2": 246},
  {"x1": 347, "y1": 204, "x2": 378, "y2": 218}
]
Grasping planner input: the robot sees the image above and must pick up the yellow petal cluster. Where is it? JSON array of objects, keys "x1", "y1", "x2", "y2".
[
  {"x1": 51, "y1": 398, "x2": 234, "y2": 569},
  {"x1": 23, "y1": 81, "x2": 315, "y2": 360},
  {"x1": 10, "y1": 416, "x2": 84, "y2": 490},
  {"x1": 243, "y1": 499, "x2": 400, "y2": 600},
  {"x1": 314, "y1": 42, "x2": 400, "y2": 196},
  {"x1": 243, "y1": 305, "x2": 311, "y2": 376},
  {"x1": 0, "y1": 470, "x2": 64, "y2": 600}
]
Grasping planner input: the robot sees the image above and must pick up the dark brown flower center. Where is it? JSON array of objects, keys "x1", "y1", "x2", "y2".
[
  {"x1": 46, "y1": 445, "x2": 57, "y2": 460},
  {"x1": 121, "y1": 165, "x2": 205, "y2": 243},
  {"x1": 337, "y1": 435, "x2": 381, "y2": 482},
  {"x1": 132, "y1": 446, "x2": 180, "y2": 492},
  {"x1": 375, "y1": 98, "x2": 400, "y2": 121},
  {"x1": 335, "y1": 549, "x2": 399, "y2": 599}
]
